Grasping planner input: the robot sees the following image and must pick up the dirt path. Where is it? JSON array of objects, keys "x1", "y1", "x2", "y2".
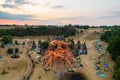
[
  {"x1": 20, "y1": 54, "x2": 33, "y2": 80},
  {"x1": 80, "y1": 41, "x2": 101, "y2": 80},
  {"x1": 80, "y1": 29, "x2": 98, "y2": 41},
  {"x1": 20, "y1": 41, "x2": 34, "y2": 80}
]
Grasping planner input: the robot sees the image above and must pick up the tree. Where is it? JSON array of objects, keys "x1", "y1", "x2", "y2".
[
  {"x1": 38, "y1": 39, "x2": 41, "y2": 45},
  {"x1": 31, "y1": 41, "x2": 36, "y2": 50},
  {"x1": 64, "y1": 34, "x2": 69, "y2": 37},
  {"x1": 114, "y1": 68, "x2": 120, "y2": 80},
  {"x1": 15, "y1": 40, "x2": 19, "y2": 45},
  {"x1": 82, "y1": 25, "x2": 89, "y2": 29},
  {"x1": 15, "y1": 48, "x2": 19, "y2": 53},
  {"x1": 80, "y1": 30, "x2": 83, "y2": 33},
  {"x1": 77, "y1": 40, "x2": 81, "y2": 49},
  {"x1": 7, "y1": 48, "x2": 13, "y2": 54},
  {"x1": 116, "y1": 56, "x2": 120, "y2": 67},
  {"x1": 69, "y1": 39, "x2": 75, "y2": 50},
  {"x1": 107, "y1": 36, "x2": 120, "y2": 60},
  {"x1": 0, "y1": 26, "x2": 77, "y2": 37},
  {"x1": 100, "y1": 31, "x2": 111, "y2": 42},
  {"x1": 1, "y1": 35, "x2": 13, "y2": 44},
  {"x1": 40, "y1": 41, "x2": 49, "y2": 49},
  {"x1": 1, "y1": 43, "x2": 5, "y2": 48},
  {"x1": 23, "y1": 42, "x2": 25, "y2": 45},
  {"x1": 69, "y1": 38, "x2": 74, "y2": 45}
]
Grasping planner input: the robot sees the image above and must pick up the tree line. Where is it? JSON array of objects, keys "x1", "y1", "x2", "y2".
[
  {"x1": 0, "y1": 26, "x2": 76, "y2": 37},
  {"x1": 100, "y1": 26, "x2": 120, "y2": 80}
]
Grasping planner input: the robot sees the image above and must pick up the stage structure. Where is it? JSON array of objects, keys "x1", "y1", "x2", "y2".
[{"x1": 44, "y1": 40, "x2": 73, "y2": 68}]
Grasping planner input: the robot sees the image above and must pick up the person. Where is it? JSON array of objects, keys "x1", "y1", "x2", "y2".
[
  {"x1": 38, "y1": 76, "x2": 41, "y2": 79},
  {"x1": 27, "y1": 77, "x2": 29, "y2": 80},
  {"x1": 45, "y1": 70, "x2": 47, "y2": 74},
  {"x1": 23, "y1": 76, "x2": 25, "y2": 80},
  {"x1": 81, "y1": 64, "x2": 83, "y2": 67}
]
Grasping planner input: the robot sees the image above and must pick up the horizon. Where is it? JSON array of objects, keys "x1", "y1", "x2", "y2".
[
  {"x1": 0, "y1": 23, "x2": 120, "y2": 26},
  {"x1": 0, "y1": 0, "x2": 120, "y2": 25}
]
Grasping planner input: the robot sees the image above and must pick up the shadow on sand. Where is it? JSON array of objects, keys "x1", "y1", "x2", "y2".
[{"x1": 58, "y1": 72, "x2": 87, "y2": 80}]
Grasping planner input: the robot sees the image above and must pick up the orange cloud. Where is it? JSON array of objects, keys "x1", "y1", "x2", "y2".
[{"x1": 0, "y1": 19, "x2": 39, "y2": 25}]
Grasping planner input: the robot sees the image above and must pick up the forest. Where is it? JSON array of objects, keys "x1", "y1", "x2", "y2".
[
  {"x1": 100, "y1": 26, "x2": 120, "y2": 80},
  {"x1": 0, "y1": 26, "x2": 76, "y2": 37}
]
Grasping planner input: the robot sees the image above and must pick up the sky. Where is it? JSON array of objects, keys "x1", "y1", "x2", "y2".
[{"x1": 0, "y1": 0, "x2": 120, "y2": 25}]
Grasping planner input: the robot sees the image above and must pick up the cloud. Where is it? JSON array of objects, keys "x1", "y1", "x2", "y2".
[
  {"x1": 1, "y1": 4, "x2": 17, "y2": 8},
  {"x1": 5, "y1": 0, "x2": 29, "y2": 5},
  {"x1": 100, "y1": 11, "x2": 120, "y2": 19},
  {"x1": 1, "y1": 0, "x2": 30, "y2": 8},
  {"x1": 5, "y1": 0, "x2": 12, "y2": 2},
  {"x1": 57, "y1": 16, "x2": 89, "y2": 21},
  {"x1": 0, "y1": 19, "x2": 39, "y2": 25},
  {"x1": 0, "y1": 12, "x2": 33, "y2": 20},
  {"x1": 51, "y1": 5, "x2": 64, "y2": 9},
  {"x1": 43, "y1": 2, "x2": 51, "y2": 7},
  {"x1": 43, "y1": 2, "x2": 64, "y2": 9},
  {"x1": 14, "y1": 0, "x2": 29, "y2": 5},
  {"x1": 99, "y1": 7, "x2": 120, "y2": 19},
  {"x1": 108, "y1": 11, "x2": 120, "y2": 18}
]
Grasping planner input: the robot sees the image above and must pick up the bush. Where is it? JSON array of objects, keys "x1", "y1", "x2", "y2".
[
  {"x1": 1, "y1": 44, "x2": 5, "y2": 48},
  {"x1": 80, "y1": 30, "x2": 83, "y2": 33},
  {"x1": 23, "y1": 42, "x2": 25, "y2": 45},
  {"x1": 15, "y1": 40, "x2": 19, "y2": 45},
  {"x1": 7, "y1": 48, "x2": 13, "y2": 54},
  {"x1": 114, "y1": 68, "x2": 120, "y2": 80},
  {"x1": 107, "y1": 36, "x2": 120, "y2": 60},
  {"x1": 15, "y1": 48, "x2": 19, "y2": 53},
  {"x1": 40, "y1": 41, "x2": 49, "y2": 49},
  {"x1": 100, "y1": 31, "x2": 111, "y2": 42},
  {"x1": 1, "y1": 35, "x2": 13, "y2": 44}
]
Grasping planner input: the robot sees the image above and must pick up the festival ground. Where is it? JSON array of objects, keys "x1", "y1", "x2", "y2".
[{"x1": 0, "y1": 28, "x2": 114, "y2": 80}]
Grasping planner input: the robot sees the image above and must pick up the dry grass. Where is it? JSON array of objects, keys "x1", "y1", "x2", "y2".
[{"x1": 82, "y1": 32, "x2": 101, "y2": 41}]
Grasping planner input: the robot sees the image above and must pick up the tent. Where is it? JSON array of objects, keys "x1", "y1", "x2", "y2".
[
  {"x1": 96, "y1": 70, "x2": 107, "y2": 77},
  {"x1": 103, "y1": 62, "x2": 108, "y2": 67},
  {"x1": 0, "y1": 55, "x2": 3, "y2": 59}
]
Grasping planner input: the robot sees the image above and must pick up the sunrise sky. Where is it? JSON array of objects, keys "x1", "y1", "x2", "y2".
[{"x1": 0, "y1": 0, "x2": 120, "y2": 25}]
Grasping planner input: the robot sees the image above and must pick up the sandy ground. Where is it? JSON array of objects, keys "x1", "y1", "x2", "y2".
[
  {"x1": 0, "y1": 28, "x2": 114, "y2": 80},
  {"x1": 0, "y1": 41, "x2": 27, "y2": 80},
  {"x1": 29, "y1": 42, "x2": 114, "y2": 80},
  {"x1": 0, "y1": 54, "x2": 27, "y2": 80},
  {"x1": 80, "y1": 41, "x2": 114, "y2": 80},
  {"x1": 28, "y1": 28, "x2": 114, "y2": 80}
]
